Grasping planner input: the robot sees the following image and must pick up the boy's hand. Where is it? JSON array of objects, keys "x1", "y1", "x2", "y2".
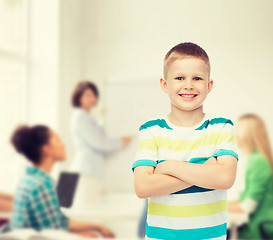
[{"x1": 154, "y1": 160, "x2": 177, "y2": 175}]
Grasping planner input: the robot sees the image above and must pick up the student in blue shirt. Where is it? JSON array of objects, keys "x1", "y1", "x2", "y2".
[{"x1": 10, "y1": 125, "x2": 114, "y2": 238}]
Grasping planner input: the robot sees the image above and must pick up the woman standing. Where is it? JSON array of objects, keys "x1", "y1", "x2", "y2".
[
  {"x1": 70, "y1": 81, "x2": 131, "y2": 204},
  {"x1": 228, "y1": 114, "x2": 273, "y2": 239}
]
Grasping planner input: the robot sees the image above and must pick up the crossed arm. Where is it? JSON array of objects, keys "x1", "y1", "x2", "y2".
[{"x1": 134, "y1": 155, "x2": 237, "y2": 199}]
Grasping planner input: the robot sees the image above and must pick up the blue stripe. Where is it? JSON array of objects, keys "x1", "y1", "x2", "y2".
[
  {"x1": 139, "y1": 119, "x2": 173, "y2": 131},
  {"x1": 146, "y1": 223, "x2": 227, "y2": 240},
  {"x1": 157, "y1": 160, "x2": 166, "y2": 164},
  {"x1": 132, "y1": 159, "x2": 157, "y2": 172},
  {"x1": 158, "y1": 158, "x2": 209, "y2": 165},
  {"x1": 195, "y1": 118, "x2": 234, "y2": 130},
  {"x1": 171, "y1": 185, "x2": 214, "y2": 195},
  {"x1": 187, "y1": 157, "x2": 209, "y2": 164},
  {"x1": 212, "y1": 149, "x2": 239, "y2": 160}
]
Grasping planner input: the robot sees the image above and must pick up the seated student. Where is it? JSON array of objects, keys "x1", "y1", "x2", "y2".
[
  {"x1": 10, "y1": 125, "x2": 114, "y2": 238},
  {"x1": 228, "y1": 114, "x2": 273, "y2": 239}
]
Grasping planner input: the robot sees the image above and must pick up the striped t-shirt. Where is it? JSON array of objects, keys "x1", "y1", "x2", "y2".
[{"x1": 132, "y1": 113, "x2": 238, "y2": 240}]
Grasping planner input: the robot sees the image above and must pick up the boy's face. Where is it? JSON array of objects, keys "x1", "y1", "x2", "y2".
[{"x1": 160, "y1": 57, "x2": 213, "y2": 113}]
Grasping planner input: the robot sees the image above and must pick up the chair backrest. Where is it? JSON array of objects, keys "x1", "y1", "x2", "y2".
[
  {"x1": 56, "y1": 172, "x2": 79, "y2": 208},
  {"x1": 0, "y1": 218, "x2": 8, "y2": 227},
  {"x1": 0, "y1": 221, "x2": 11, "y2": 234},
  {"x1": 259, "y1": 221, "x2": 273, "y2": 240}
]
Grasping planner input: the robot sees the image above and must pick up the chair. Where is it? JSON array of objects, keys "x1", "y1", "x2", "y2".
[
  {"x1": 0, "y1": 218, "x2": 8, "y2": 227},
  {"x1": 259, "y1": 221, "x2": 273, "y2": 240},
  {"x1": 0, "y1": 221, "x2": 11, "y2": 234},
  {"x1": 56, "y1": 172, "x2": 79, "y2": 208}
]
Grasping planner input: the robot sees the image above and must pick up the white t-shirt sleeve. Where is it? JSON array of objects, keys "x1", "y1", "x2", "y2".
[
  {"x1": 132, "y1": 123, "x2": 158, "y2": 172},
  {"x1": 211, "y1": 118, "x2": 239, "y2": 160}
]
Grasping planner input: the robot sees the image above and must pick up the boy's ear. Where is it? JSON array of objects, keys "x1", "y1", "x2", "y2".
[
  {"x1": 207, "y1": 79, "x2": 213, "y2": 93},
  {"x1": 160, "y1": 78, "x2": 168, "y2": 94}
]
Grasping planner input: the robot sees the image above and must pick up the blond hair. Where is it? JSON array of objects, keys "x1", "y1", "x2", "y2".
[
  {"x1": 237, "y1": 114, "x2": 273, "y2": 168},
  {"x1": 164, "y1": 42, "x2": 210, "y2": 79}
]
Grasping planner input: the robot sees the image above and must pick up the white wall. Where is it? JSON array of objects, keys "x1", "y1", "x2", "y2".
[
  {"x1": 57, "y1": 0, "x2": 84, "y2": 172},
  {"x1": 64, "y1": 0, "x2": 273, "y2": 193},
  {"x1": 80, "y1": 0, "x2": 273, "y2": 123},
  {"x1": 21, "y1": 0, "x2": 84, "y2": 177},
  {"x1": 26, "y1": 0, "x2": 60, "y2": 128}
]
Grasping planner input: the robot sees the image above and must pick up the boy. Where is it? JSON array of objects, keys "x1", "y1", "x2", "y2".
[{"x1": 133, "y1": 42, "x2": 238, "y2": 240}]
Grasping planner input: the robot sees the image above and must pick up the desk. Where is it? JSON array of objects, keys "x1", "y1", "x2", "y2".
[
  {"x1": 2, "y1": 203, "x2": 248, "y2": 239},
  {"x1": 0, "y1": 212, "x2": 11, "y2": 219},
  {"x1": 62, "y1": 193, "x2": 143, "y2": 238},
  {"x1": 0, "y1": 193, "x2": 143, "y2": 238},
  {"x1": 228, "y1": 212, "x2": 248, "y2": 240}
]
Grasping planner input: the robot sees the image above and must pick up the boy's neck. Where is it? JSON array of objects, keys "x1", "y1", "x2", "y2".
[{"x1": 168, "y1": 106, "x2": 205, "y2": 127}]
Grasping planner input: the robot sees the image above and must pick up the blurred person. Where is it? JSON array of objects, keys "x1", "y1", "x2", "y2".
[
  {"x1": 228, "y1": 114, "x2": 273, "y2": 239},
  {"x1": 10, "y1": 125, "x2": 114, "y2": 238},
  {"x1": 0, "y1": 192, "x2": 13, "y2": 229},
  {"x1": 70, "y1": 81, "x2": 132, "y2": 205},
  {"x1": 0, "y1": 192, "x2": 13, "y2": 212}
]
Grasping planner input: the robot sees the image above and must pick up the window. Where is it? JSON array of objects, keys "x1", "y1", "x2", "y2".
[{"x1": 0, "y1": 0, "x2": 26, "y2": 193}]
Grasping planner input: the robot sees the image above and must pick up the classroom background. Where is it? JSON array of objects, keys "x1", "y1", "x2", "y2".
[{"x1": 0, "y1": 0, "x2": 273, "y2": 238}]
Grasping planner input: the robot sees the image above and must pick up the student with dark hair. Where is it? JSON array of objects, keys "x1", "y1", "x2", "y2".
[
  {"x1": 10, "y1": 125, "x2": 114, "y2": 238},
  {"x1": 70, "y1": 81, "x2": 132, "y2": 204}
]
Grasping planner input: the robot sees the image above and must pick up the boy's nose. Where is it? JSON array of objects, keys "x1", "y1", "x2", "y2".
[{"x1": 184, "y1": 80, "x2": 194, "y2": 90}]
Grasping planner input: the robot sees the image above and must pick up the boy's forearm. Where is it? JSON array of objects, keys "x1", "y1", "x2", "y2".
[
  {"x1": 157, "y1": 156, "x2": 237, "y2": 190},
  {"x1": 134, "y1": 167, "x2": 192, "y2": 198}
]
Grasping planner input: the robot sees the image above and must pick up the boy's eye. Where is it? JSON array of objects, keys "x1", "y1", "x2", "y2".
[
  {"x1": 175, "y1": 77, "x2": 183, "y2": 80},
  {"x1": 193, "y1": 77, "x2": 202, "y2": 80}
]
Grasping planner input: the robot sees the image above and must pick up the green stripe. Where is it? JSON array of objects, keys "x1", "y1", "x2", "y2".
[
  {"x1": 139, "y1": 119, "x2": 172, "y2": 131},
  {"x1": 132, "y1": 159, "x2": 157, "y2": 172},
  {"x1": 148, "y1": 200, "x2": 226, "y2": 218},
  {"x1": 137, "y1": 132, "x2": 235, "y2": 152},
  {"x1": 212, "y1": 149, "x2": 238, "y2": 160},
  {"x1": 196, "y1": 118, "x2": 233, "y2": 130}
]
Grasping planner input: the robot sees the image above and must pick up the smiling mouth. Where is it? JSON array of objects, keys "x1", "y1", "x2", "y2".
[{"x1": 179, "y1": 94, "x2": 198, "y2": 98}]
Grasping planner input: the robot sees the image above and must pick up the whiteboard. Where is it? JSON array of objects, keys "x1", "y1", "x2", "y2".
[
  {"x1": 104, "y1": 76, "x2": 170, "y2": 136},
  {"x1": 103, "y1": 76, "x2": 170, "y2": 193}
]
